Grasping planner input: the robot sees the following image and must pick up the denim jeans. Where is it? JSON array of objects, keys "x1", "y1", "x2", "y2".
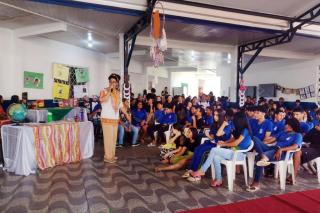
[
  {"x1": 201, "y1": 147, "x2": 245, "y2": 181},
  {"x1": 252, "y1": 136, "x2": 276, "y2": 156},
  {"x1": 131, "y1": 125, "x2": 140, "y2": 145},
  {"x1": 189, "y1": 141, "x2": 215, "y2": 171},
  {"x1": 254, "y1": 148, "x2": 286, "y2": 182},
  {"x1": 117, "y1": 122, "x2": 129, "y2": 145},
  {"x1": 117, "y1": 122, "x2": 140, "y2": 145}
]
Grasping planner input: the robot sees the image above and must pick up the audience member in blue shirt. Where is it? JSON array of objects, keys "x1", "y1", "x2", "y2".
[
  {"x1": 247, "y1": 118, "x2": 302, "y2": 192},
  {"x1": 251, "y1": 106, "x2": 273, "y2": 142},
  {"x1": 203, "y1": 107, "x2": 214, "y2": 128},
  {"x1": 293, "y1": 107, "x2": 311, "y2": 136},
  {"x1": 312, "y1": 110, "x2": 320, "y2": 126},
  {"x1": 184, "y1": 109, "x2": 233, "y2": 181},
  {"x1": 156, "y1": 106, "x2": 177, "y2": 145},
  {"x1": 190, "y1": 112, "x2": 252, "y2": 187},
  {"x1": 147, "y1": 102, "x2": 165, "y2": 146},
  {"x1": 271, "y1": 109, "x2": 286, "y2": 138},
  {"x1": 131, "y1": 101, "x2": 147, "y2": 146}
]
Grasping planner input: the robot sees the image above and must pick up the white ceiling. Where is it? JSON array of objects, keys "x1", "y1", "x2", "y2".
[
  {"x1": 0, "y1": 0, "x2": 318, "y2": 69},
  {"x1": 185, "y1": 0, "x2": 320, "y2": 19}
]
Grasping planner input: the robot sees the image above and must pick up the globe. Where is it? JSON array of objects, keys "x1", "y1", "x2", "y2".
[{"x1": 7, "y1": 104, "x2": 27, "y2": 122}]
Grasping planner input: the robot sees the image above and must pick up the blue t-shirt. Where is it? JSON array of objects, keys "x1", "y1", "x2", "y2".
[
  {"x1": 307, "y1": 121, "x2": 314, "y2": 130},
  {"x1": 276, "y1": 132, "x2": 302, "y2": 148},
  {"x1": 162, "y1": 112, "x2": 177, "y2": 124},
  {"x1": 251, "y1": 119, "x2": 273, "y2": 141},
  {"x1": 237, "y1": 128, "x2": 252, "y2": 150},
  {"x1": 271, "y1": 119, "x2": 285, "y2": 138},
  {"x1": 154, "y1": 110, "x2": 164, "y2": 123},
  {"x1": 313, "y1": 119, "x2": 320, "y2": 127},
  {"x1": 131, "y1": 109, "x2": 147, "y2": 126},
  {"x1": 209, "y1": 123, "x2": 233, "y2": 142},
  {"x1": 203, "y1": 115, "x2": 214, "y2": 127},
  {"x1": 300, "y1": 122, "x2": 311, "y2": 135},
  {"x1": 185, "y1": 109, "x2": 192, "y2": 123}
]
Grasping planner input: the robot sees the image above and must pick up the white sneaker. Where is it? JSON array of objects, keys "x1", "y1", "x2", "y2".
[
  {"x1": 132, "y1": 143, "x2": 140, "y2": 147},
  {"x1": 147, "y1": 143, "x2": 156, "y2": 147}
]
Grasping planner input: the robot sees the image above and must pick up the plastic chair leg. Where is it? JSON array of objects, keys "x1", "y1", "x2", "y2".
[
  {"x1": 316, "y1": 158, "x2": 320, "y2": 184},
  {"x1": 247, "y1": 152, "x2": 255, "y2": 179},
  {"x1": 278, "y1": 162, "x2": 286, "y2": 190},
  {"x1": 211, "y1": 163, "x2": 215, "y2": 180},
  {"x1": 226, "y1": 163, "x2": 234, "y2": 191},
  {"x1": 243, "y1": 162, "x2": 248, "y2": 186}
]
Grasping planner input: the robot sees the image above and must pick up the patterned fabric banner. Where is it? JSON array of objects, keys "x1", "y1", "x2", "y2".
[{"x1": 33, "y1": 122, "x2": 81, "y2": 170}]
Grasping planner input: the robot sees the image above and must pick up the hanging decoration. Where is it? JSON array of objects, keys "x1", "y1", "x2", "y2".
[
  {"x1": 239, "y1": 78, "x2": 246, "y2": 107},
  {"x1": 122, "y1": 83, "x2": 131, "y2": 101},
  {"x1": 276, "y1": 84, "x2": 316, "y2": 100},
  {"x1": 150, "y1": 1, "x2": 167, "y2": 67}
]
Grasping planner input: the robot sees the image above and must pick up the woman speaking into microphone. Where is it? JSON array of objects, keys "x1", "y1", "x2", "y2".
[{"x1": 99, "y1": 73, "x2": 121, "y2": 163}]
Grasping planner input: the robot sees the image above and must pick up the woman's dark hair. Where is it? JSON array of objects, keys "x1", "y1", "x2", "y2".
[
  {"x1": 0, "y1": 95, "x2": 3, "y2": 106},
  {"x1": 188, "y1": 127, "x2": 198, "y2": 141},
  {"x1": 225, "y1": 109, "x2": 234, "y2": 122},
  {"x1": 108, "y1": 73, "x2": 120, "y2": 82},
  {"x1": 285, "y1": 118, "x2": 301, "y2": 133},
  {"x1": 233, "y1": 111, "x2": 251, "y2": 139},
  {"x1": 213, "y1": 109, "x2": 225, "y2": 130},
  {"x1": 135, "y1": 100, "x2": 143, "y2": 108},
  {"x1": 10, "y1": 95, "x2": 20, "y2": 104},
  {"x1": 172, "y1": 123, "x2": 183, "y2": 132}
]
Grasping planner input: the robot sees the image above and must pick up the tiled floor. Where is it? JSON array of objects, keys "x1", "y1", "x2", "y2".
[{"x1": 0, "y1": 141, "x2": 319, "y2": 213}]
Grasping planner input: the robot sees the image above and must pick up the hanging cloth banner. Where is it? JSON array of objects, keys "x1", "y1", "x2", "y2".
[
  {"x1": 276, "y1": 84, "x2": 316, "y2": 99},
  {"x1": 152, "y1": 10, "x2": 161, "y2": 39}
]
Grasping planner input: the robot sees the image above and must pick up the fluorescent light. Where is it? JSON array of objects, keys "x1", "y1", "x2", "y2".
[
  {"x1": 87, "y1": 42, "x2": 93, "y2": 48},
  {"x1": 88, "y1": 32, "x2": 92, "y2": 41}
]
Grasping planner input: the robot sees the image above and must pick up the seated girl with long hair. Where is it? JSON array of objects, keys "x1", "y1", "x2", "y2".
[
  {"x1": 191, "y1": 112, "x2": 252, "y2": 187},
  {"x1": 182, "y1": 109, "x2": 234, "y2": 181},
  {"x1": 155, "y1": 127, "x2": 199, "y2": 172}
]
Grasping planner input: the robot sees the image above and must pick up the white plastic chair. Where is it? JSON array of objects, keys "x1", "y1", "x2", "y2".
[
  {"x1": 154, "y1": 124, "x2": 172, "y2": 144},
  {"x1": 247, "y1": 142, "x2": 276, "y2": 179},
  {"x1": 306, "y1": 157, "x2": 320, "y2": 184},
  {"x1": 272, "y1": 147, "x2": 301, "y2": 190},
  {"x1": 211, "y1": 140, "x2": 254, "y2": 191}
]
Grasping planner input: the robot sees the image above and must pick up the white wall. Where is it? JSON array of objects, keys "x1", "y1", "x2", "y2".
[
  {"x1": 171, "y1": 71, "x2": 221, "y2": 97},
  {"x1": 0, "y1": 28, "x2": 108, "y2": 100},
  {"x1": 245, "y1": 58, "x2": 320, "y2": 102}
]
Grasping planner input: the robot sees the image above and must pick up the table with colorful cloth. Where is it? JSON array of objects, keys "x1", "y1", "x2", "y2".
[
  {"x1": 1, "y1": 121, "x2": 94, "y2": 176},
  {"x1": 26, "y1": 107, "x2": 88, "y2": 123}
]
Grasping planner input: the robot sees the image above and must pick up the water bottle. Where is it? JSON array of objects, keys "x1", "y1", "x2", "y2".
[
  {"x1": 47, "y1": 112, "x2": 53, "y2": 123},
  {"x1": 80, "y1": 108, "x2": 84, "y2": 122}
]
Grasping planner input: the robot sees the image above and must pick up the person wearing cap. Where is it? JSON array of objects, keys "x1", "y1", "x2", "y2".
[{"x1": 99, "y1": 73, "x2": 121, "y2": 163}]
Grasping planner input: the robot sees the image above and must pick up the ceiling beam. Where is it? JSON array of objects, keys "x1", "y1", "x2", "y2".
[{"x1": 14, "y1": 22, "x2": 67, "y2": 38}]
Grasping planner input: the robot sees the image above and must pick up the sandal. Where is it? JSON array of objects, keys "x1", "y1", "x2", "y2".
[
  {"x1": 246, "y1": 185, "x2": 260, "y2": 192},
  {"x1": 182, "y1": 170, "x2": 191, "y2": 178},
  {"x1": 256, "y1": 156, "x2": 270, "y2": 167},
  {"x1": 286, "y1": 176, "x2": 294, "y2": 185},
  {"x1": 191, "y1": 170, "x2": 205, "y2": 177},
  {"x1": 210, "y1": 180, "x2": 223, "y2": 187},
  {"x1": 187, "y1": 176, "x2": 201, "y2": 182}
]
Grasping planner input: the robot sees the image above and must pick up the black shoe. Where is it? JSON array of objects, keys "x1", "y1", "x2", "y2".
[{"x1": 116, "y1": 144, "x2": 124, "y2": 148}]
